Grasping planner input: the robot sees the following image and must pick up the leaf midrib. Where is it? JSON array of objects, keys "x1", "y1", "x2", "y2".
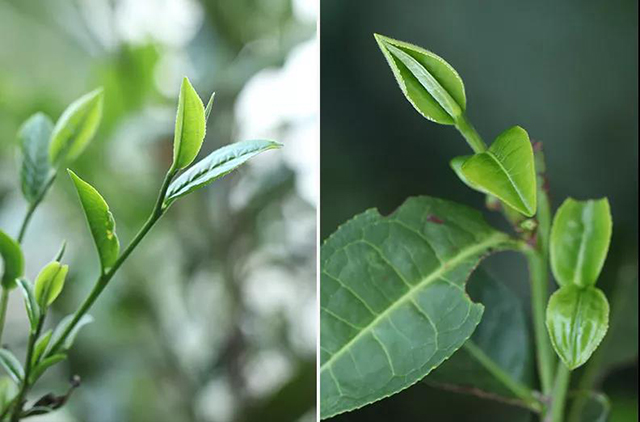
[
  {"x1": 483, "y1": 150, "x2": 531, "y2": 213},
  {"x1": 320, "y1": 232, "x2": 506, "y2": 373}
]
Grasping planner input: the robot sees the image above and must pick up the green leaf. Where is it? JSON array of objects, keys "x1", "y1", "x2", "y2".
[
  {"x1": 450, "y1": 155, "x2": 484, "y2": 192},
  {"x1": 18, "y1": 112, "x2": 54, "y2": 203},
  {"x1": 0, "y1": 349, "x2": 24, "y2": 384},
  {"x1": 374, "y1": 33, "x2": 466, "y2": 125},
  {"x1": 68, "y1": 170, "x2": 119, "y2": 271},
  {"x1": 49, "y1": 88, "x2": 104, "y2": 166},
  {"x1": 205, "y1": 92, "x2": 215, "y2": 123},
  {"x1": 16, "y1": 278, "x2": 40, "y2": 330},
  {"x1": 0, "y1": 376, "x2": 18, "y2": 410},
  {"x1": 320, "y1": 196, "x2": 512, "y2": 419},
  {"x1": 47, "y1": 314, "x2": 94, "y2": 354},
  {"x1": 546, "y1": 285, "x2": 609, "y2": 369},
  {"x1": 427, "y1": 270, "x2": 535, "y2": 403},
  {"x1": 164, "y1": 139, "x2": 282, "y2": 207},
  {"x1": 172, "y1": 77, "x2": 206, "y2": 170},
  {"x1": 576, "y1": 391, "x2": 610, "y2": 422},
  {"x1": 0, "y1": 230, "x2": 24, "y2": 290},
  {"x1": 29, "y1": 354, "x2": 67, "y2": 384},
  {"x1": 550, "y1": 198, "x2": 612, "y2": 288},
  {"x1": 32, "y1": 329, "x2": 53, "y2": 367},
  {"x1": 34, "y1": 261, "x2": 68, "y2": 308},
  {"x1": 460, "y1": 126, "x2": 537, "y2": 217}
]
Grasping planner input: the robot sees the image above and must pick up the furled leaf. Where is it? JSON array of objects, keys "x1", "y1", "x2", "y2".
[
  {"x1": 0, "y1": 230, "x2": 24, "y2": 290},
  {"x1": 18, "y1": 112, "x2": 54, "y2": 203},
  {"x1": 32, "y1": 329, "x2": 53, "y2": 367},
  {"x1": 0, "y1": 349, "x2": 24, "y2": 384},
  {"x1": 49, "y1": 88, "x2": 104, "y2": 166},
  {"x1": 68, "y1": 170, "x2": 119, "y2": 271},
  {"x1": 172, "y1": 77, "x2": 206, "y2": 170},
  {"x1": 550, "y1": 198, "x2": 612, "y2": 288},
  {"x1": 47, "y1": 314, "x2": 94, "y2": 355},
  {"x1": 16, "y1": 278, "x2": 40, "y2": 330},
  {"x1": 374, "y1": 34, "x2": 466, "y2": 125},
  {"x1": 320, "y1": 196, "x2": 512, "y2": 419},
  {"x1": 460, "y1": 126, "x2": 537, "y2": 217},
  {"x1": 427, "y1": 270, "x2": 535, "y2": 402},
  {"x1": 34, "y1": 261, "x2": 68, "y2": 308},
  {"x1": 164, "y1": 139, "x2": 282, "y2": 206},
  {"x1": 546, "y1": 285, "x2": 609, "y2": 369},
  {"x1": 205, "y1": 92, "x2": 215, "y2": 123},
  {"x1": 29, "y1": 354, "x2": 67, "y2": 384}
]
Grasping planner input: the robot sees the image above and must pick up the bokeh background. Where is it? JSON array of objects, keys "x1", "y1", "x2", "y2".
[
  {"x1": 0, "y1": 0, "x2": 317, "y2": 421},
  {"x1": 321, "y1": 0, "x2": 637, "y2": 421}
]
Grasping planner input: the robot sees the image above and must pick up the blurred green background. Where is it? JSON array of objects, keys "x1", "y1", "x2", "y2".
[
  {"x1": 321, "y1": 0, "x2": 637, "y2": 421},
  {"x1": 0, "y1": 0, "x2": 317, "y2": 421}
]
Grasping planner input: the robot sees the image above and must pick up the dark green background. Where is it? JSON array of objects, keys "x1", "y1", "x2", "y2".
[{"x1": 321, "y1": 0, "x2": 638, "y2": 421}]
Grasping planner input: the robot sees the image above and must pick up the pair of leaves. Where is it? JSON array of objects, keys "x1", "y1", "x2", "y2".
[
  {"x1": 451, "y1": 126, "x2": 537, "y2": 217},
  {"x1": 0, "y1": 349, "x2": 23, "y2": 384},
  {"x1": 547, "y1": 198, "x2": 612, "y2": 369},
  {"x1": 320, "y1": 196, "x2": 512, "y2": 419},
  {"x1": 0, "y1": 230, "x2": 24, "y2": 290}
]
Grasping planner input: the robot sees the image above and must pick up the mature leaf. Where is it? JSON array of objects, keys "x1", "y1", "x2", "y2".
[
  {"x1": 34, "y1": 261, "x2": 68, "y2": 308},
  {"x1": 0, "y1": 230, "x2": 24, "y2": 290},
  {"x1": 164, "y1": 139, "x2": 282, "y2": 206},
  {"x1": 68, "y1": 170, "x2": 119, "y2": 271},
  {"x1": 172, "y1": 77, "x2": 206, "y2": 170},
  {"x1": 47, "y1": 314, "x2": 94, "y2": 355},
  {"x1": 546, "y1": 285, "x2": 609, "y2": 369},
  {"x1": 427, "y1": 270, "x2": 534, "y2": 401},
  {"x1": 49, "y1": 88, "x2": 104, "y2": 165},
  {"x1": 29, "y1": 354, "x2": 67, "y2": 384},
  {"x1": 550, "y1": 198, "x2": 612, "y2": 288},
  {"x1": 320, "y1": 196, "x2": 512, "y2": 419},
  {"x1": 374, "y1": 34, "x2": 465, "y2": 125},
  {"x1": 18, "y1": 112, "x2": 54, "y2": 203},
  {"x1": 0, "y1": 349, "x2": 24, "y2": 384},
  {"x1": 16, "y1": 278, "x2": 40, "y2": 330},
  {"x1": 461, "y1": 126, "x2": 537, "y2": 217},
  {"x1": 32, "y1": 330, "x2": 53, "y2": 367}
]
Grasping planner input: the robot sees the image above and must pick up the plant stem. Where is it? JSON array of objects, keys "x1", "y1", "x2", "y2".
[
  {"x1": 45, "y1": 170, "x2": 176, "y2": 357},
  {"x1": 0, "y1": 289, "x2": 9, "y2": 345},
  {"x1": 463, "y1": 341, "x2": 542, "y2": 412},
  {"x1": 455, "y1": 113, "x2": 487, "y2": 153},
  {"x1": 548, "y1": 365, "x2": 571, "y2": 422},
  {"x1": 10, "y1": 317, "x2": 45, "y2": 422}
]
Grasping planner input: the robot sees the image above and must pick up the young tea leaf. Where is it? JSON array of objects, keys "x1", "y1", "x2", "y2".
[
  {"x1": 550, "y1": 198, "x2": 612, "y2": 288},
  {"x1": 47, "y1": 314, "x2": 94, "y2": 355},
  {"x1": 0, "y1": 349, "x2": 24, "y2": 384},
  {"x1": 0, "y1": 230, "x2": 24, "y2": 290},
  {"x1": 16, "y1": 278, "x2": 40, "y2": 330},
  {"x1": 68, "y1": 170, "x2": 120, "y2": 271},
  {"x1": 34, "y1": 262, "x2": 69, "y2": 308},
  {"x1": 49, "y1": 88, "x2": 104, "y2": 166},
  {"x1": 320, "y1": 196, "x2": 512, "y2": 419},
  {"x1": 172, "y1": 77, "x2": 206, "y2": 170},
  {"x1": 164, "y1": 139, "x2": 282, "y2": 207},
  {"x1": 0, "y1": 376, "x2": 18, "y2": 410},
  {"x1": 18, "y1": 112, "x2": 55, "y2": 203},
  {"x1": 32, "y1": 329, "x2": 53, "y2": 367},
  {"x1": 205, "y1": 92, "x2": 215, "y2": 123},
  {"x1": 374, "y1": 33, "x2": 466, "y2": 125},
  {"x1": 546, "y1": 285, "x2": 609, "y2": 369},
  {"x1": 460, "y1": 126, "x2": 537, "y2": 217},
  {"x1": 29, "y1": 354, "x2": 67, "y2": 384}
]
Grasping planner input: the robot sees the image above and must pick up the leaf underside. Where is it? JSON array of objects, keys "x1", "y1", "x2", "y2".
[
  {"x1": 19, "y1": 113, "x2": 54, "y2": 203},
  {"x1": 320, "y1": 196, "x2": 511, "y2": 419}
]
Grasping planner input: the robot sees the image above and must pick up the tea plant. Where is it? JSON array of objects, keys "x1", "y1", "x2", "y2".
[
  {"x1": 0, "y1": 78, "x2": 280, "y2": 420},
  {"x1": 320, "y1": 34, "x2": 612, "y2": 422}
]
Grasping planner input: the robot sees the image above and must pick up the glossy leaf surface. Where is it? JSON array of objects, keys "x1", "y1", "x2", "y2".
[
  {"x1": 550, "y1": 198, "x2": 612, "y2": 288},
  {"x1": 0, "y1": 230, "x2": 24, "y2": 290},
  {"x1": 320, "y1": 196, "x2": 511, "y2": 418},
  {"x1": 546, "y1": 285, "x2": 609, "y2": 369},
  {"x1": 49, "y1": 88, "x2": 104, "y2": 165},
  {"x1": 461, "y1": 126, "x2": 537, "y2": 217},
  {"x1": 68, "y1": 170, "x2": 119, "y2": 271},
  {"x1": 164, "y1": 139, "x2": 282, "y2": 206},
  {"x1": 18, "y1": 112, "x2": 54, "y2": 203},
  {"x1": 0, "y1": 349, "x2": 24, "y2": 384},
  {"x1": 34, "y1": 261, "x2": 68, "y2": 308},
  {"x1": 375, "y1": 34, "x2": 465, "y2": 125},
  {"x1": 427, "y1": 270, "x2": 534, "y2": 400},
  {"x1": 172, "y1": 77, "x2": 206, "y2": 170}
]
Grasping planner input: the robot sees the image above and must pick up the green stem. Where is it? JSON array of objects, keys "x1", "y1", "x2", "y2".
[
  {"x1": 463, "y1": 341, "x2": 542, "y2": 412},
  {"x1": 45, "y1": 170, "x2": 176, "y2": 357},
  {"x1": 0, "y1": 289, "x2": 9, "y2": 345},
  {"x1": 454, "y1": 113, "x2": 487, "y2": 153},
  {"x1": 549, "y1": 365, "x2": 571, "y2": 422}
]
